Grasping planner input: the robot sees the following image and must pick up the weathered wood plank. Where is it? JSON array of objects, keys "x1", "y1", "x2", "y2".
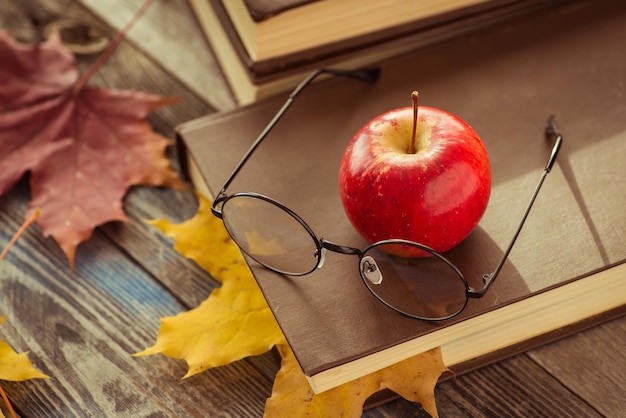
[
  {"x1": 0, "y1": 0, "x2": 37, "y2": 41},
  {"x1": 0, "y1": 185, "x2": 272, "y2": 417},
  {"x1": 8, "y1": 0, "x2": 237, "y2": 110},
  {"x1": 2, "y1": 0, "x2": 282, "y2": 396},
  {"x1": 1, "y1": 3, "x2": 270, "y2": 416},
  {"x1": 64, "y1": 0, "x2": 290, "y2": 383},
  {"x1": 361, "y1": 352, "x2": 604, "y2": 417},
  {"x1": 528, "y1": 316, "x2": 626, "y2": 417},
  {"x1": 75, "y1": 0, "x2": 237, "y2": 111},
  {"x1": 1, "y1": 0, "x2": 219, "y2": 311},
  {"x1": 435, "y1": 354, "x2": 602, "y2": 417}
]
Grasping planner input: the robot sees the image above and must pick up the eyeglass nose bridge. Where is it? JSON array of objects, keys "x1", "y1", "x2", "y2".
[
  {"x1": 316, "y1": 239, "x2": 362, "y2": 269},
  {"x1": 320, "y1": 239, "x2": 362, "y2": 256},
  {"x1": 317, "y1": 238, "x2": 363, "y2": 269}
]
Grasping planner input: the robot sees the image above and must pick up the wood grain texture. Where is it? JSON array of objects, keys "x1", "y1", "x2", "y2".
[
  {"x1": 1, "y1": 0, "x2": 624, "y2": 416},
  {"x1": 0, "y1": 186, "x2": 272, "y2": 417},
  {"x1": 528, "y1": 317, "x2": 626, "y2": 417},
  {"x1": 76, "y1": 0, "x2": 237, "y2": 111},
  {"x1": 362, "y1": 349, "x2": 608, "y2": 416}
]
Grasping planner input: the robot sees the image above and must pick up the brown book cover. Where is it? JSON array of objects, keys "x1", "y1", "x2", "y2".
[
  {"x1": 177, "y1": 0, "x2": 626, "y2": 393},
  {"x1": 243, "y1": 0, "x2": 318, "y2": 21}
]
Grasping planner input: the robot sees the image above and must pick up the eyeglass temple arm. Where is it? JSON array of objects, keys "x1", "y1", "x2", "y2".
[
  {"x1": 469, "y1": 116, "x2": 563, "y2": 298},
  {"x1": 211, "y1": 68, "x2": 381, "y2": 216}
]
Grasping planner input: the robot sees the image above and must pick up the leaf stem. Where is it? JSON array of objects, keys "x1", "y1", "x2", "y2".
[
  {"x1": 408, "y1": 91, "x2": 419, "y2": 154},
  {"x1": 0, "y1": 209, "x2": 41, "y2": 263},
  {"x1": 0, "y1": 386, "x2": 17, "y2": 418},
  {"x1": 73, "y1": 0, "x2": 157, "y2": 93}
]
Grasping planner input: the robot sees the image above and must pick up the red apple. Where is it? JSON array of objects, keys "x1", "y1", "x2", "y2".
[{"x1": 338, "y1": 92, "x2": 491, "y2": 256}]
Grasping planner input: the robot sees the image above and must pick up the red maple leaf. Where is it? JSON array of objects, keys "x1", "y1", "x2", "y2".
[{"x1": 0, "y1": 29, "x2": 185, "y2": 267}]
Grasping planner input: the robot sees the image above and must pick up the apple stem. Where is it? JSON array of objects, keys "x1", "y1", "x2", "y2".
[{"x1": 408, "y1": 91, "x2": 419, "y2": 154}]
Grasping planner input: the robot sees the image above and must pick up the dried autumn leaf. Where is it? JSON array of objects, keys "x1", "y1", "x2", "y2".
[
  {"x1": 136, "y1": 193, "x2": 285, "y2": 375},
  {"x1": 0, "y1": 317, "x2": 48, "y2": 381},
  {"x1": 0, "y1": 29, "x2": 184, "y2": 267},
  {"x1": 265, "y1": 344, "x2": 445, "y2": 418}
]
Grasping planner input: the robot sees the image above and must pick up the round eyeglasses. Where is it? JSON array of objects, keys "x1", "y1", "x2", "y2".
[
  {"x1": 219, "y1": 192, "x2": 470, "y2": 320},
  {"x1": 211, "y1": 68, "x2": 563, "y2": 321}
]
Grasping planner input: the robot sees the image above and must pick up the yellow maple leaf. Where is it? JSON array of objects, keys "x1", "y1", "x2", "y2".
[
  {"x1": 135, "y1": 194, "x2": 285, "y2": 375},
  {"x1": 0, "y1": 317, "x2": 48, "y2": 381},
  {"x1": 141, "y1": 193, "x2": 446, "y2": 415},
  {"x1": 265, "y1": 343, "x2": 445, "y2": 418}
]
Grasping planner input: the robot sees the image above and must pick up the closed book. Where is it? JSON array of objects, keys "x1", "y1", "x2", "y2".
[
  {"x1": 214, "y1": 0, "x2": 543, "y2": 64},
  {"x1": 188, "y1": 0, "x2": 558, "y2": 103},
  {"x1": 177, "y1": 0, "x2": 626, "y2": 394}
]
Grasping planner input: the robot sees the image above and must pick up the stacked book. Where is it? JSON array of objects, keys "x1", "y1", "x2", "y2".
[
  {"x1": 189, "y1": 0, "x2": 559, "y2": 104},
  {"x1": 178, "y1": 0, "x2": 626, "y2": 395}
]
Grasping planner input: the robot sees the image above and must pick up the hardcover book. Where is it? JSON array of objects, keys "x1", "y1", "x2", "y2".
[
  {"x1": 188, "y1": 0, "x2": 558, "y2": 103},
  {"x1": 177, "y1": 0, "x2": 626, "y2": 393}
]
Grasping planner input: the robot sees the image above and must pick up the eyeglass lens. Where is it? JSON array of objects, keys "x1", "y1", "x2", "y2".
[
  {"x1": 221, "y1": 194, "x2": 320, "y2": 275},
  {"x1": 360, "y1": 243, "x2": 468, "y2": 320}
]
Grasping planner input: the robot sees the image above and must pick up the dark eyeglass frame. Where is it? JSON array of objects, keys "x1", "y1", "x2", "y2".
[{"x1": 211, "y1": 68, "x2": 563, "y2": 321}]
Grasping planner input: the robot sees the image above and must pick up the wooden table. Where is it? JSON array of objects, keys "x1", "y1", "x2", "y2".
[{"x1": 1, "y1": 1, "x2": 624, "y2": 416}]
